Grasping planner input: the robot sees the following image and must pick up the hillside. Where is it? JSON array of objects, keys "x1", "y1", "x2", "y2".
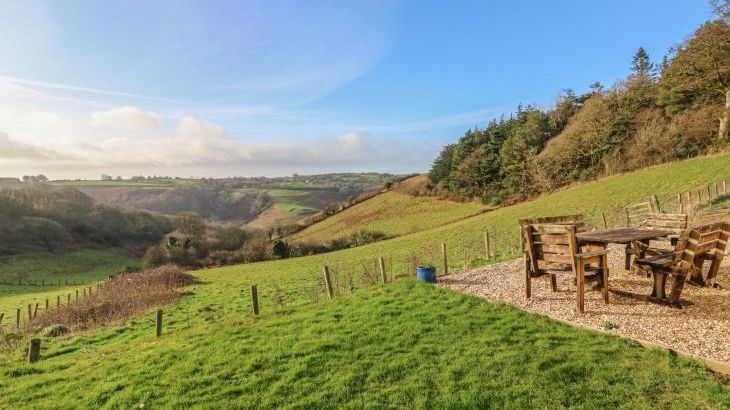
[
  {"x1": 2, "y1": 154, "x2": 730, "y2": 407},
  {"x1": 291, "y1": 176, "x2": 488, "y2": 243},
  {"x1": 0, "y1": 249, "x2": 139, "y2": 322},
  {"x1": 9, "y1": 154, "x2": 730, "y2": 325},
  {"x1": 49, "y1": 174, "x2": 393, "y2": 227}
]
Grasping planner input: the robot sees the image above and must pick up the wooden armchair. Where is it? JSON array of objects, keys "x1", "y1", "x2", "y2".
[
  {"x1": 635, "y1": 230, "x2": 698, "y2": 308},
  {"x1": 522, "y1": 223, "x2": 609, "y2": 313},
  {"x1": 688, "y1": 221, "x2": 729, "y2": 287},
  {"x1": 625, "y1": 212, "x2": 688, "y2": 271}
]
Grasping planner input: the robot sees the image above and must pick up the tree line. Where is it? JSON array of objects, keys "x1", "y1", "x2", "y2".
[
  {"x1": 0, "y1": 185, "x2": 172, "y2": 255},
  {"x1": 430, "y1": 11, "x2": 729, "y2": 204}
]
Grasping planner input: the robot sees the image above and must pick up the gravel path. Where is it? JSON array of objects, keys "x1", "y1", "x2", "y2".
[{"x1": 438, "y1": 244, "x2": 730, "y2": 364}]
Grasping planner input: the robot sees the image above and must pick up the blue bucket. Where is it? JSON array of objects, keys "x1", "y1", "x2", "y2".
[{"x1": 416, "y1": 266, "x2": 437, "y2": 283}]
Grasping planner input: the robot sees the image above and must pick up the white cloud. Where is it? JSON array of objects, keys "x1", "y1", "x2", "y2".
[
  {"x1": 90, "y1": 106, "x2": 164, "y2": 132},
  {"x1": 0, "y1": 132, "x2": 50, "y2": 160}
]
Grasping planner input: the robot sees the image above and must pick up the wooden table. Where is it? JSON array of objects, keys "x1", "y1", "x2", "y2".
[
  {"x1": 577, "y1": 227, "x2": 673, "y2": 271},
  {"x1": 577, "y1": 227, "x2": 674, "y2": 301},
  {"x1": 576, "y1": 228, "x2": 674, "y2": 246}
]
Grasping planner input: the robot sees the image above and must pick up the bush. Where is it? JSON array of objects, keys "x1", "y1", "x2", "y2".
[
  {"x1": 242, "y1": 235, "x2": 272, "y2": 262},
  {"x1": 31, "y1": 265, "x2": 195, "y2": 331},
  {"x1": 143, "y1": 245, "x2": 169, "y2": 269}
]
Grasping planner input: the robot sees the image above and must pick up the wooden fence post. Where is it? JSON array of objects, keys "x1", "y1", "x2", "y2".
[
  {"x1": 651, "y1": 195, "x2": 661, "y2": 212},
  {"x1": 57, "y1": 295, "x2": 60, "y2": 307},
  {"x1": 33, "y1": 303, "x2": 39, "y2": 319},
  {"x1": 67, "y1": 294, "x2": 70, "y2": 304},
  {"x1": 484, "y1": 232, "x2": 490, "y2": 260},
  {"x1": 16, "y1": 308, "x2": 20, "y2": 329},
  {"x1": 155, "y1": 309, "x2": 163, "y2": 338},
  {"x1": 708, "y1": 185, "x2": 713, "y2": 201},
  {"x1": 441, "y1": 243, "x2": 448, "y2": 275},
  {"x1": 697, "y1": 189, "x2": 703, "y2": 204},
  {"x1": 602, "y1": 213, "x2": 608, "y2": 229},
  {"x1": 251, "y1": 284, "x2": 259, "y2": 316},
  {"x1": 45, "y1": 299, "x2": 49, "y2": 311},
  {"x1": 27, "y1": 304, "x2": 32, "y2": 322},
  {"x1": 378, "y1": 257, "x2": 386, "y2": 284},
  {"x1": 323, "y1": 266, "x2": 334, "y2": 299},
  {"x1": 686, "y1": 192, "x2": 692, "y2": 215},
  {"x1": 677, "y1": 194, "x2": 683, "y2": 214},
  {"x1": 75, "y1": 290, "x2": 79, "y2": 302},
  {"x1": 27, "y1": 339, "x2": 41, "y2": 363},
  {"x1": 723, "y1": 181, "x2": 727, "y2": 196}
]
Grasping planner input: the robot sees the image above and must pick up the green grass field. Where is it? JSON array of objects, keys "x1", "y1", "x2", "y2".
[
  {"x1": 1, "y1": 280, "x2": 728, "y2": 408},
  {"x1": 2, "y1": 155, "x2": 730, "y2": 407},
  {"x1": 0, "y1": 250, "x2": 140, "y2": 325},
  {"x1": 292, "y1": 191, "x2": 488, "y2": 243}
]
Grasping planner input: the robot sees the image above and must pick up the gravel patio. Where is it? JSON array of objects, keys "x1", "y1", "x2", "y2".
[{"x1": 438, "y1": 244, "x2": 730, "y2": 364}]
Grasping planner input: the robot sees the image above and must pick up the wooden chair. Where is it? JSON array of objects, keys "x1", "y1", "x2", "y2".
[
  {"x1": 688, "y1": 221, "x2": 730, "y2": 287},
  {"x1": 635, "y1": 230, "x2": 698, "y2": 308},
  {"x1": 625, "y1": 212, "x2": 688, "y2": 271},
  {"x1": 522, "y1": 223, "x2": 609, "y2": 313},
  {"x1": 519, "y1": 214, "x2": 585, "y2": 252}
]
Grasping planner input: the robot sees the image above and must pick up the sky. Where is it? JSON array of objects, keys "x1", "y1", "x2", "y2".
[{"x1": 0, "y1": 0, "x2": 716, "y2": 179}]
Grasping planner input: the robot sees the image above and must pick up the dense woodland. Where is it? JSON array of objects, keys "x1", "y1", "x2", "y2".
[
  {"x1": 430, "y1": 13, "x2": 730, "y2": 204},
  {"x1": 0, "y1": 185, "x2": 172, "y2": 255}
]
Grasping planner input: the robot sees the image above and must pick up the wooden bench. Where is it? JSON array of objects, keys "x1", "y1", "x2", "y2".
[
  {"x1": 522, "y1": 223, "x2": 609, "y2": 313},
  {"x1": 625, "y1": 212, "x2": 688, "y2": 271},
  {"x1": 635, "y1": 230, "x2": 698, "y2": 308},
  {"x1": 688, "y1": 221, "x2": 729, "y2": 287}
]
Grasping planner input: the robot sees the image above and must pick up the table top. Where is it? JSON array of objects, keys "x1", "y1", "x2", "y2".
[{"x1": 576, "y1": 227, "x2": 674, "y2": 244}]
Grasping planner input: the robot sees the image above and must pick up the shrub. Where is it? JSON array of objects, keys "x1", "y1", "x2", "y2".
[
  {"x1": 242, "y1": 235, "x2": 272, "y2": 262},
  {"x1": 31, "y1": 265, "x2": 195, "y2": 331}
]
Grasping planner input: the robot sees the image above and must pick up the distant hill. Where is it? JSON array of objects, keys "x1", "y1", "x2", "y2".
[
  {"x1": 290, "y1": 175, "x2": 489, "y2": 243},
  {"x1": 49, "y1": 173, "x2": 395, "y2": 227}
]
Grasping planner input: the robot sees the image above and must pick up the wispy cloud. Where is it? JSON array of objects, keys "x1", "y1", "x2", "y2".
[{"x1": 0, "y1": 76, "x2": 181, "y2": 103}]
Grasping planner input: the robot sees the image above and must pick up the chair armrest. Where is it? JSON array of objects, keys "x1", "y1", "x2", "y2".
[{"x1": 575, "y1": 250, "x2": 610, "y2": 259}]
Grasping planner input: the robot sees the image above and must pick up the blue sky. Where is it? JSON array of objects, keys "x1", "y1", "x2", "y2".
[{"x1": 0, "y1": 0, "x2": 715, "y2": 178}]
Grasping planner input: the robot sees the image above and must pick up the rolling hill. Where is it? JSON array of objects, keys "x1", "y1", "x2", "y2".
[
  {"x1": 2, "y1": 154, "x2": 730, "y2": 407},
  {"x1": 291, "y1": 177, "x2": 488, "y2": 243}
]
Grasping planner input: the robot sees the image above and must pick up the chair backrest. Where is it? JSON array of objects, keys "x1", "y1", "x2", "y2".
[
  {"x1": 519, "y1": 215, "x2": 584, "y2": 251},
  {"x1": 518, "y1": 214, "x2": 585, "y2": 229},
  {"x1": 693, "y1": 221, "x2": 730, "y2": 259},
  {"x1": 522, "y1": 223, "x2": 580, "y2": 274},
  {"x1": 645, "y1": 213, "x2": 688, "y2": 236},
  {"x1": 671, "y1": 229, "x2": 700, "y2": 275},
  {"x1": 625, "y1": 201, "x2": 655, "y2": 227}
]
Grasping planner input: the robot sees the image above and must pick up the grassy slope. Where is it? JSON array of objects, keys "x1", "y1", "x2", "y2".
[
  {"x1": 291, "y1": 191, "x2": 488, "y2": 243},
  {"x1": 226, "y1": 154, "x2": 730, "y2": 310},
  {"x1": 1, "y1": 281, "x2": 728, "y2": 408},
  {"x1": 0, "y1": 250, "x2": 140, "y2": 324},
  {"x1": 4, "y1": 155, "x2": 728, "y2": 325},
  {"x1": 2, "y1": 156, "x2": 730, "y2": 407}
]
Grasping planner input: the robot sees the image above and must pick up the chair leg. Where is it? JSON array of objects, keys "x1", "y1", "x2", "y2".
[
  {"x1": 667, "y1": 274, "x2": 686, "y2": 308},
  {"x1": 601, "y1": 254, "x2": 609, "y2": 304},
  {"x1": 524, "y1": 257, "x2": 531, "y2": 299},
  {"x1": 550, "y1": 274, "x2": 557, "y2": 292},
  {"x1": 650, "y1": 271, "x2": 667, "y2": 303},
  {"x1": 689, "y1": 258, "x2": 705, "y2": 286},
  {"x1": 577, "y1": 262, "x2": 585, "y2": 314}
]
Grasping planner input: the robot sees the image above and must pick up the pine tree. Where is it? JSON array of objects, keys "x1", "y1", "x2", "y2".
[{"x1": 631, "y1": 47, "x2": 655, "y2": 79}]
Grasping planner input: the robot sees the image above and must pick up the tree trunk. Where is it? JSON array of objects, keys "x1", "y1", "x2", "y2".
[{"x1": 719, "y1": 88, "x2": 730, "y2": 144}]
